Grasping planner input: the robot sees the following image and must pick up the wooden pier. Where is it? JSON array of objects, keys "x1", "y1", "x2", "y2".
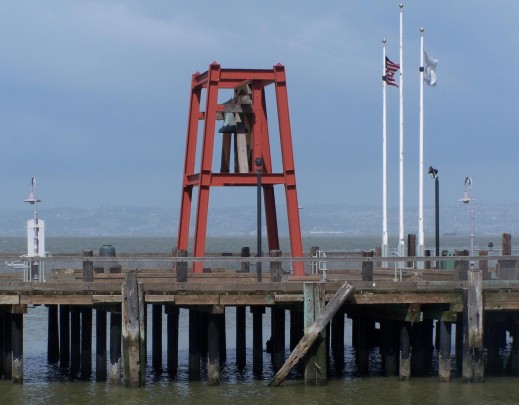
[{"x1": 1, "y1": 237, "x2": 519, "y2": 386}]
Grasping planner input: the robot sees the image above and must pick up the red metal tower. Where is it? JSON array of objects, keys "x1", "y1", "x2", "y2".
[{"x1": 176, "y1": 62, "x2": 304, "y2": 275}]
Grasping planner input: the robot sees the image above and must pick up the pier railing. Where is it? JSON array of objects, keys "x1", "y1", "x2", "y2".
[{"x1": 2, "y1": 252, "x2": 518, "y2": 282}]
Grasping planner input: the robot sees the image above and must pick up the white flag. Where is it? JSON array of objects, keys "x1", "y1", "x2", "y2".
[{"x1": 424, "y1": 51, "x2": 438, "y2": 86}]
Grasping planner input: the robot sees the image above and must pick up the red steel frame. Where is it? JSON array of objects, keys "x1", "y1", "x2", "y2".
[{"x1": 176, "y1": 62, "x2": 304, "y2": 275}]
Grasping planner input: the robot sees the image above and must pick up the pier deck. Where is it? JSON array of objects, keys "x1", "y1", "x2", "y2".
[{"x1": 1, "y1": 252, "x2": 519, "y2": 386}]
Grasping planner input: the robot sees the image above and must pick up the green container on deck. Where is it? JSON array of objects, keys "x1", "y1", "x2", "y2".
[{"x1": 441, "y1": 249, "x2": 455, "y2": 270}]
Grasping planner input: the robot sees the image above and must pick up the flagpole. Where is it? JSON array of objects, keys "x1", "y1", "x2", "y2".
[
  {"x1": 382, "y1": 39, "x2": 388, "y2": 267},
  {"x1": 418, "y1": 27, "x2": 425, "y2": 269},
  {"x1": 398, "y1": 3, "x2": 405, "y2": 259}
]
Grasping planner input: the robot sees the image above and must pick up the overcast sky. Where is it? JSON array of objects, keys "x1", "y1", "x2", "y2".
[{"x1": 1, "y1": 1, "x2": 518, "y2": 223}]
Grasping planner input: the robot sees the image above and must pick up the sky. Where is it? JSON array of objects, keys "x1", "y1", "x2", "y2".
[{"x1": 1, "y1": 1, "x2": 518, "y2": 226}]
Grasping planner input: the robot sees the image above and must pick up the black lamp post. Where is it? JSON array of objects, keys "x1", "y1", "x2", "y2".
[
  {"x1": 428, "y1": 166, "x2": 439, "y2": 268},
  {"x1": 255, "y1": 157, "x2": 263, "y2": 282}
]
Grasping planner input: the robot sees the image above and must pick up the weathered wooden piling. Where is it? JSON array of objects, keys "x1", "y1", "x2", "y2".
[
  {"x1": 59, "y1": 305, "x2": 69, "y2": 369},
  {"x1": 354, "y1": 316, "x2": 370, "y2": 374},
  {"x1": 109, "y1": 311, "x2": 122, "y2": 384},
  {"x1": 438, "y1": 320, "x2": 452, "y2": 382},
  {"x1": 304, "y1": 282, "x2": 326, "y2": 385},
  {"x1": 207, "y1": 312, "x2": 221, "y2": 385},
  {"x1": 81, "y1": 306, "x2": 92, "y2": 380},
  {"x1": 269, "y1": 281, "x2": 354, "y2": 386},
  {"x1": 509, "y1": 319, "x2": 519, "y2": 374},
  {"x1": 152, "y1": 304, "x2": 162, "y2": 370},
  {"x1": 462, "y1": 269, "x2": 484, "y2": 382},
  {"x1": 0, "y1": 311, "x2": 4, "y2": 376},
  {"x1": 251, "y1": 306, "x2": 264, "y2": 375},
  {"x1": 47, "y1": 305, "x2": 59, "y2": 364},
  {"x1": 236, "y1": 306, "x2": 246, "y2": 369},
  {"x1": 382, "y1": 319, "x2": 399, "y2": 376},
  {"x1": 331, "y1": 310, "x2": 345, "y2": 372},
  {"x1": 166, "y1": 304, "x2": 179, "y2": 376},
  {"x1": 96, "y1": 309, "x2": 107, "y2": 381},
  {"x1": 11, "y1": 312, "x2": 23, "y2": 384},
  {"x1": 3, "y1": 311, "x2": 12, "y2": 379},
  {"x1": 217, "y1": 310, "x2": 226, "y2": 363},
  {"x1": 121, "y1": 271, "x2": 146, "y2": 387},
  {"x1": 290, "y1": 308, "x2": 303, "y2": 351},
  {"x1": 188, "y1": 308, "x2": 201, "y2": 380},
  {"x1": 399, "y1": 321, "x2": 411, "y2": 381},
  {"x1": 485, "y1": 314, "x2": 502, "y2": 375},
  {"x1": 271, "y1": 306, "x2": 285, "y2": 372},
  {"x1": 70, "y1": 306, "x2": 81, "y2": 376}
]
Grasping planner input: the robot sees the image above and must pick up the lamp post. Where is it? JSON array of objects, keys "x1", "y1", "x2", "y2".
[
  {"x1": 458, "y1": 176, "x2": 474, "y2": 270},
  {"x1": 428, "y1": 166, "x2": 439, "y2": 268},
  {"x1": 255, "y1": 157, "x2": 263, "y2": 282}
]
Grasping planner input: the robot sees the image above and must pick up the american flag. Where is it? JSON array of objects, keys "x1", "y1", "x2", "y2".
[{"x1": 385, "y1": 56, "x2": 400, "y2": 87}]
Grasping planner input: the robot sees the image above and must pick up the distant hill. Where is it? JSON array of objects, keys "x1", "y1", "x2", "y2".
[{"x1": 0, "y1": 203, "x2": 517, "y2": 237}]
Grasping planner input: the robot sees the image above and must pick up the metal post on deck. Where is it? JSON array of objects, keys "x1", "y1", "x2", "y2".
[{"x1": 256, "y1": 157, "x2": 263, "y2": 282}]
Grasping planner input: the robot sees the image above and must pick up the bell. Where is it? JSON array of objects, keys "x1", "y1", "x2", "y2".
[{"x1": 218, "y1": 113, "x2": 236, "y2": 133}]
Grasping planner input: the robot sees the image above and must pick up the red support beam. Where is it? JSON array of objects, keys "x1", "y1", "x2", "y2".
[{"x1": 177, "y1": 63, "x2": 304, "y2": 275}]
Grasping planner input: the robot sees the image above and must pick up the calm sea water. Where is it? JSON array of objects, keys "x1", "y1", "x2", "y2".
[{"x1": 1, "y1": 235, "x2": 519, "y2": 405}]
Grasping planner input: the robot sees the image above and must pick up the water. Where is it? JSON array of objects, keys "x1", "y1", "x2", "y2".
[{"x1": 1, "y1": 235, "x2": 518, "y2": 404}]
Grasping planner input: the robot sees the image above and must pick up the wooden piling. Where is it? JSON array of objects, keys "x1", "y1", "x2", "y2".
[
  {"x1": 81, "y1": 306, "x2": 92, "y2": 380},
  {"x1": 251, "y1": 306, "x2": 264, "y2": 375},
  {"x1": 96, "y1": 309, "x2": 107, "y2": 382},
  {"x1": 59, "y1": 305, "x2": 69, "y2": 369},
  {"x1": 331, "y1": 310, "x2": 345, "y2": 372},
  {"x1": 188, "y1": 308, "x2": 201, "y2": 380},
  {"x1": 438, "y1": 320, "x2": 452, "y2": 382},
  {"x1": 70, "y1": 306, "x2": 81, "y2": 376},
  {"x1": 304, "y1": 282, "x2": 326, "y2": 385},
  {"x1": 485, "y1": 314, "x2": 502, "y2": 375},
  {"x1": 509, "y1": 318, "x2": 519, "y2": 375},
  {"x1": 269, "y1": 281, "x2": 354, "y2": 386},
  {"x1": 47, "y1": 305, "x2": 59, "y2": 364},
  {"x1": 410, "y1": 321, "x2": 426, "y2": 376},
  {"x1": 290, "y1": 308, "x2": 303, "y2": 351},
  {"x1": 217, "y1": 310, "x2": 226, "y2": 363},
  {"x1": 462, "y1": 269, "x2": 484, "y2": 382},
  {"x1": 11, "y1": 312, "x2": 23, "y2": 384},
  {"x1": 166, "y1": 305, "x2": 179, "y2": 376},
  {"x1": 3, "y1": 311, "x2": 12, "y2": 379},
  {"x1": 109, "y1": 312, "x2": 122, "y2": 384},
  {"x1": 355, "y1": 317, "x2": 369, "y2": 374},
  {"x1": 152, "y1": 304, "x2": 162, "y2": 370},
  {"x1": 236, "y1": 306, "x2": 246, "y2": 369},
  {"x1": 122, "y1": 271, "x2": 146, "y2": 387},
  {"x1": 382, "y1": 319, "x2": 399, "y2": 376},
  {"x1": 399, "y1": 321, "x2": 411, "y2": 381},
  {"x1": 0, "y1": 311, "x2": 3, "y2": 377},
  {"x1": 271, "y1": 306, "x2": 285, "y2": 372},
  {"x1": 207, "y1": 313, "x2": 221, "y2": 385}
]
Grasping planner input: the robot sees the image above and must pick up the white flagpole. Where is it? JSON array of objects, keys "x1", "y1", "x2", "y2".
[
  {"x1": 382, "y1": 39, "x2": 388, "y2": 267},
  {"x1": 398, "y1": 3, "x2": 405, "y2": 259},
  {"x1": 418, "y1": 27, "x2": 425, "y2": 269}
]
